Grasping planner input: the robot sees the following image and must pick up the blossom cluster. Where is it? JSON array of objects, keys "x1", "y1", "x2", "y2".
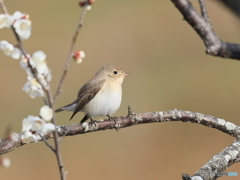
[
  {"x1": 0, "y1": 44, "x2": 52, "y2": 98},
  {"x1": 0, "y1": 10, "x2": 57, "y2": 166},
  {"x1": 0, "y1": 11, "x2": 52, "y2": 98},
  {"x1": 0, "y1": 41, "x2": 21, "y2": 59},
  {"x1": 21, "y1": 105, "x2": 55, "y2": 142},
  {"x1": 0, "y1": 11, "x2": 31, "y2": 39},
  {"x1": 21, "y1": 51, "x2": 52, "y2": 98}
]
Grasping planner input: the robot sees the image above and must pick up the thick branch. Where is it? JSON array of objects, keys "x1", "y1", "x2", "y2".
[
  {"x1": 1, "y1": 109, "x2": 240, "y2": 155},
  {"x1": 183, "y1": 141, "x2": 240, "y2": 180},
  {"x1": 171, "y1": 0, "x2": 240, "y2": 60}
]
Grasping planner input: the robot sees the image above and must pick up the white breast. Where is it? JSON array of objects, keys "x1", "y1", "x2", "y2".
[{"x1": 82, "y1": 81, "x2": 122, "y2": 118}]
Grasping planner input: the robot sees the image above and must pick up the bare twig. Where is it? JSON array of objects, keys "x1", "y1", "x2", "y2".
[
  {"x1": 58, "y1": 128, "x2": 70, "y2": 142},
  {"x1": 171, "y1": 0, "x2": 240, "y2": 60},
  {"x1": 39, "y1": 134, "x2": 55, "y2": 153},
  {"x1": 53, "y1": 2, "x2": 89, "y2": 101},
  {"x1": 0, "y1": 0, "x2": 8, "y2": 14},
  {"x1": 198, "y1": 0, "x2": 209, "y2": 21},
  {"x1": 47, "y1": 88, "x2": 66, "y2": 180}
]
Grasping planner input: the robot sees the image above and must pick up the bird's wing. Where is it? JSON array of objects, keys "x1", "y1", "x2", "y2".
[{"x1": 69, "y1": 78, "x2": 106, "y2": 120}]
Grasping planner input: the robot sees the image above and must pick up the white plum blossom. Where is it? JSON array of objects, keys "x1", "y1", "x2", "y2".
[
  {"x1": 73, "y1": 50, "x2": 85, "y2": 64},
  {"x1": 20, "y1": 54, "x2": 31, "y2": 69},
  {"x1": 11, "y1": 47, "x2": 21, "y2": 59},
  {"x1": 23, "y1": 131, "x2": 36, "y2": 140},
  {"x1": 43, "y1": 68, "x2": 52, "y2": 83},
  {"x1": 22, "y1": 116, "x2": 41, "y2": 142},
  {"x1": 31, "y1": 118, "x2": 55, "y2": 134},
  {"x1": 30, "y1": 51, "x2": 52, "y2": 82},
  {"x1": 20, "y1": 57, "x2": 28, "y2": 69},
  {"x1": 20, "y1": 54, "x2": 35, "y2": 80},
  {"x1": 0, "y1": 40, "x2": 7, "y2": 48},
  {"x1": 0, "y1": 14, "x2": 13, "y2": 28},
  {"x1": 22, "y1": 115, "x2": 38, "y2": 132},
  {"x1": 21, "y1": 52, "x2": 52, "y2": 97},
  {"x1": 22, "y1": 115, "x2": 55, "y2": 142},
  {"x1": 0, "y1": 14, "x2": 6, "y2": 28},
  {"x1": 12, "y1": 11, "x2": 28, "y2": 20},
  {"x1": 0, "y1": 40, "x2": 21, "y2": 59},
  {"x1": 40, "y1": 105, "x2": 53, "y2": 121},
  {"x1": 0, "y1": 40, "x2": 14, "y2": 56},
  {"x1": 0, "y1": 11, "x2": 29, "y2": 30},
  {"x1": 30, "y1": 51, "x2": 47, "y2": 70},
  {"x1": 13, "y1": 18, "x2": 31, "y2": 40},
  {"x1": 37, "y1": 73, "x2": 47, "y2": 86},
  {"x1": 22, "y1": 76, "x2": 44, "y2": 98}
]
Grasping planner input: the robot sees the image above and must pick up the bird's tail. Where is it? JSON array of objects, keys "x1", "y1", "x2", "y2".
[
  {"x1": 55, "y1": 107, "x2": 65, "y2": 113},
  {"x1": 55, "y1": 102, "x2": 77, "y2": 113}
]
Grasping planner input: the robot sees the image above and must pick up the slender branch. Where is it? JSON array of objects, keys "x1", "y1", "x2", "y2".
[
  {"x1": 40, "y1": 134, "x2": 55, "y2": 153},
  {"x1": 0, "y1": 0, "x2": 51, "y2": 105},
  {"x1": 47, "y1": 87, "x2": 66, "y2": 180},
  {"x1": 0, "y1": 0, "x2": 8, "y2": 14},
  {"x1": 13, "y1": 23, "x2": 67, "y2": 180},
  {"x1": 53, "y1": 2, "x2": 89, "y2": 101},
  {"x1": 0, "y1": 1, "x2": 66, "y2": 179},
  {"x1": 10, "y1": 25, "x2": 50, "y2": 105},
  {"x1": 171, "y1": 0, "x2": 240, "y2": 60},
  {"x1": 1, "y1": 109, "x2": 240, "y2": 155},
  {"x1": 12, "y1": 21, "x2": 66, "y2": 180},
  {"x1": 58, "y1": 128, "x2": 70, "y2": 142},
  {"x1": 198, "y1": 0, "x2": 209, "y2": 21}
]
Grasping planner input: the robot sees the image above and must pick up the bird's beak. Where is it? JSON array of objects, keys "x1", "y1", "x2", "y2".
[{"x1": 123, "y1": 72, "x2": 131, "y2": 76}]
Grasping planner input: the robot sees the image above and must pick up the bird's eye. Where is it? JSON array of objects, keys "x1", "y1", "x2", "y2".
[{"x1": 113, "y1": 70, "x2": 118, "y2": 74}]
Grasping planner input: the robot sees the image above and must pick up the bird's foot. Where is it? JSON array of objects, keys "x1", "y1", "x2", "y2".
[
  {"x1": 90, "y1": 118, "x2": 98, "y2": 128},
  {"x1": 107, "y1": 115, "x2": 120, "y2": 132}
]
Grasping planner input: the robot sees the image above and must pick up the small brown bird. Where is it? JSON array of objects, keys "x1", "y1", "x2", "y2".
[{"x1": 55, "y1": 63, "x2": 130, "y2": 123}]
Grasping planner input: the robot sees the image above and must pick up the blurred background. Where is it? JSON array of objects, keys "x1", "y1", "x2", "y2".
[{"x1": 0, "y1": 0, "x2": 240, "y2": 179}]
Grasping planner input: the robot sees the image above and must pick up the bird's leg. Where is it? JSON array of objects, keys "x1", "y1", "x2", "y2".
[
  {"x1": 90, "y1": 118, "x2": 98, "y2": 128},
  {"x1": 107, "y1": 115, "x2": 120, "y2": 131}
]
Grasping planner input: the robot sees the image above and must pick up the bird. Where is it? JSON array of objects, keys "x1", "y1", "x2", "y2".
[{"x1": 55, "y1": 63, "x2": 130, "y2": 124}]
